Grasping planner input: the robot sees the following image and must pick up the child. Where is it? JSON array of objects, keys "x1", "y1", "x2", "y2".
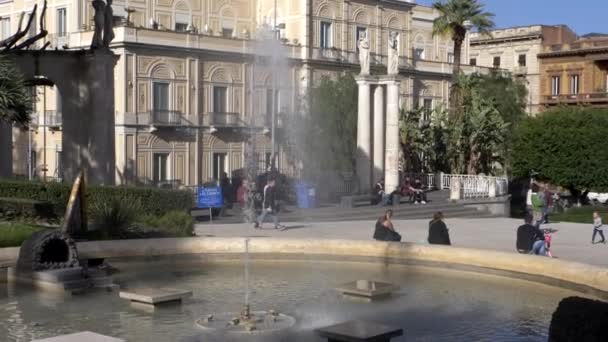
[{"x1": 592, "y1": 211, "x2": 606, "y2": 244}]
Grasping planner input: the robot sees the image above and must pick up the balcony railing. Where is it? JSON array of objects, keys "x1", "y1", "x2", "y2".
[
  {"x1": 151, "y1": 110, "x2": 183, "y2": 126},
  {"x1": 543, "y1": 93, "x2": 608, "y2": 103},
  {"x1": 121, "y1": 111, "x2": 199, "y2": 127},
  {"x1": 31, "y1": 110, "x2": 62, "y2": 128},
  {"x1": 204, "y1": 112, "x2": 250, "y2": 128}
]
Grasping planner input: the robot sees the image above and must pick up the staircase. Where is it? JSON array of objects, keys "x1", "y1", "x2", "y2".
[{"x1": 209, "y1": 190, "x2": 497, "y2": 224}]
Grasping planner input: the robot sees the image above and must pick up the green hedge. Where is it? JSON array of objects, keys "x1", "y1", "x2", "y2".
[
  {"x1": 0, "y1": 197, "x2": 55, "y2": 220},
  {"x1": 0, "y1": 179, "x2": 193, "y2": 218}
]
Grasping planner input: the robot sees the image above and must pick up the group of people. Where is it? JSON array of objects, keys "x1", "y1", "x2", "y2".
[
  {"x1": 373, "y1": 177, "x2": 428, "y2": 206},
  {"x1": 373, "y1": 209, "x2": 451, "y2": 245},
  {"x1": 235, "y1": 177, "x2": 286, "y2": 231}
]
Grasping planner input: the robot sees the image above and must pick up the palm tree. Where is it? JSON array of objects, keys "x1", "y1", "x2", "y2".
[
  {"x1": 0, "y1": 55, "x2": 32, "y2": 127},
  {"x1": 432, "y1": 0, "x2": 494, "y2": 112}
]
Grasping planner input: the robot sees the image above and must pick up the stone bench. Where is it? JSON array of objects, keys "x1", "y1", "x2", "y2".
[
  {"x1": 316, "y1": 320, "x2": 403, "y2": 342},
  {"x1": 340, "y1": 194, "x2": 374, "y2": 208}
]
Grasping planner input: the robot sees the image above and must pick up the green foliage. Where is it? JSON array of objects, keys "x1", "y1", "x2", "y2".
[
  {"x1": 0, "y1": 179, "x2": 193, "y2": 219},
  {"x1": 90, "y1": 198, "x2": 141, "y2": 239},
  {"x1": 139, "y1": 211, "x2": 194, "y2": 237},
  {"x1": 0, "y1": 197, "x2": 55, "y2": 220},
  {"x1": 432, "y1": 0, "x2": 495, "y2": 40},
  {"x1": 401, "y1": 73, "x2": 513, "y2": 175},
  {"x1": 294, "y1": 73, "x2": 358, "y2": 174},
  {"x1": 512, "y1": 107, "x2": 608, "y2": 193},
  {"x1": 552, "y1": 206, "x2": 608, "y2": 224},
  {"x1": 0, "y1": 56, "x2": 33, "y2": 127},
  {"x1": 0, "y1": 222, "x2": 45, "y2": 247}
]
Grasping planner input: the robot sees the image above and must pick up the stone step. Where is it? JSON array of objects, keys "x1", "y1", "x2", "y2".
[
  {"x1": 32, "y1": 267, "x2": 84, "y2": 283},
  {"x1": 283, "y1": 208, "x2": 491, "y2": 223}
]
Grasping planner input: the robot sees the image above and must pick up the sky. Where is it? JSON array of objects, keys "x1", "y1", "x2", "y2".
[{"x1": 416, "y1": 0, "x2": 608, "y2": 36}]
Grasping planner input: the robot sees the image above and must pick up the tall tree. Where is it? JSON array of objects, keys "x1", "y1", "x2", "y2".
[{"x1": 432, "y1": 0, "x2": 494, "y2": 112}]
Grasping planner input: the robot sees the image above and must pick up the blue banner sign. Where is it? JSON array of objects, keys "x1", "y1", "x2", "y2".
[{"x1": 197, "y1": 186, "x2": 223, "y2": 208}]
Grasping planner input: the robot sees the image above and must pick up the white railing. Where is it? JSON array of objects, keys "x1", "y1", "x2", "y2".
[{"x1": 440, "y1": 173, "x2": 509, "y2": 199}]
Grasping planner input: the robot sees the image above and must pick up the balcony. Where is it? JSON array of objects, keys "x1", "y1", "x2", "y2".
[
  {"x1": 542, "y1": 93, "x2": 608, "y2": 105},
  {"x1": 31, "y1": 110, "x2": 62, "y2": 130},
  {"x1": 513, "y1": 66, "x2": 528, "y2": 75},
  {"x1": 204, "y1": 112, "x2": 252, "y2": 131},
  {"x1": 121, "y1": 111, "x2": 199, "y2": 127}
]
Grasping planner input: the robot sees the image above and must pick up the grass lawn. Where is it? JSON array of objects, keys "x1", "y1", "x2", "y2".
[
  {"x1": 552, "y1": 206, "x2": 608, "y2": 224},
  {"x1": 0, "y1": 222, "x2": 46, "y2": 248}
]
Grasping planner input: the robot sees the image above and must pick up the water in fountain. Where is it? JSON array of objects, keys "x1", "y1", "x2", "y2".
[{"x1": 195, "y1": 238, "x2": 296, "y2": 334}]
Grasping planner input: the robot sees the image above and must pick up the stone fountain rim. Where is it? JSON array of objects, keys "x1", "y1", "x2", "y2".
[{"x1": 2, "y1": 237, "x2": 608, "y2": 297}]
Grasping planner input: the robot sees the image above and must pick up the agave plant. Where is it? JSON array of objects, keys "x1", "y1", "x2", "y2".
[{"x1": 90, "y1": 197, "x2": 141, "y2": 239}]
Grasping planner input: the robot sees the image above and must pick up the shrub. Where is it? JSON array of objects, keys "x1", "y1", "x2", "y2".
[
  {"x1": 0, "y1": 197, "x2": 55, "y2": 220},
  {"x1": 140, "y1": 211, "x2": 194, "y2": 237},
  {"x1": 0, "y1": 180, "x2": 193, "y2": 219},
  {"x1": 512, "y1": 107, "x2": 608, "y2": 196},
  {"x1": 90, "y1": 198, "x2": 141, "y2": 239}
]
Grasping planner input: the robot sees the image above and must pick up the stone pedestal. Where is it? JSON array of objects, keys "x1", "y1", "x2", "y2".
[
  {"x1": 488, "y1": 179, "x2": 497, "y2": 198},
  {"x1": 450, "y1": 177, "x2": 461, "y2": 201},
  {"x1": 373, "y1": 86, "x2": 385, "y2": 183},
  {"x1": 383, "y1": 80, "x2": 400, "y2": 194},
  {"x1": 356, "y1": 78, "x2": 372, "y2": 193},
  {"x1": 9, "y1": 50, "x2": 118, "y2": 185}
]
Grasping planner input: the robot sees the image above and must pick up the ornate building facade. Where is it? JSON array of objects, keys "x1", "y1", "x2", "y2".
[
  {"x1": 469, "y1": 25, "x2": 577, "y2": 115},
  {"x1": 3, "y1": 0, "x2": 485, "y2": 186},
  {"x1": 538, "y1": 34, "x2": 608, "y2": 109}
]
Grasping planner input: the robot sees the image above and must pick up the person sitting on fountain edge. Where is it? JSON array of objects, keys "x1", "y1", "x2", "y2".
[
  {"x1": 516, "y1": 214, "x2": 546, "y2": 256},
  {"x1": 373, "y1": 209, "x2": 402, "y2": 242},
  {"x1": 428, "y1": 211, "x2": 451, "y2": 245}
]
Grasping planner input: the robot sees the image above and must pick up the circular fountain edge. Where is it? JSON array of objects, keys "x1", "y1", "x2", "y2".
[{"x1": 4, "y1": 237, "x2": 608, "y2": 297}]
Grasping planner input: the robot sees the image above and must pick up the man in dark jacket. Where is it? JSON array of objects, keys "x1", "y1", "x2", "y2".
[
  {"x1": 517, "y1": 214, "x2": 546, "y2": 255},
  {"x1": 254, "y1": 178, "x2": 284, "y2": 230},
  {"x1": 428, "y1": 212, "x2": 451, "y2": 245}
]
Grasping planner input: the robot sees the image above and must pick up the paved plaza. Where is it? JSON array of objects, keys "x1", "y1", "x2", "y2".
[{"x1": 196, "y1": 217, "x2": 608, "y2": 267}]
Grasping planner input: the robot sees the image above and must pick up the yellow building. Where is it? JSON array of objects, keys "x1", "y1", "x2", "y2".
[
  {"x1": 539, "y1": 34, "x2": 608, "y2": 109},
  {"x1": 3, "y1": 0, "x2": 481, "y2": 187}
]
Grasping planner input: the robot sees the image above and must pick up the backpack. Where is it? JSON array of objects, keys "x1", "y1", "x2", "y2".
[{"x1": 531, "y1": 193, "x2": 544, "y2": 208}]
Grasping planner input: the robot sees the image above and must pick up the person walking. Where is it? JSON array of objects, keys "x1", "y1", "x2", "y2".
[
  {"x1": 592, "y1": 211, "x2": 606, "y2": 244},
  {"x1": 373, "y1": 209, "x2": 402, "y2": 242},
  {"x1": 254, "y1": 178, "x2": 285, "y2": 230},
  {"x1": 428, "y1": 212, "x2": 451, "y2": 245}
]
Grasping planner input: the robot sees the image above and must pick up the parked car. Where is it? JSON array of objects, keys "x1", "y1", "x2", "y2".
[{"x1": 587, "y1": 192, "x2": 608, "y2": 204}]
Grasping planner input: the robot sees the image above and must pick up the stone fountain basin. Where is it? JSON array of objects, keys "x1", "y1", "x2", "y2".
[{"x1": 72, "y1": 237, "x2": 608, "y2": 298}]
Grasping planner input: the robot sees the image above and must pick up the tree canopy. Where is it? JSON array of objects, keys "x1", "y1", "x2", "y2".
[
  {"x1": 400, "y1": 72, "x2": 524, "y2": 176},
  {"x1": 512, "y1": 107, "x2": 608, "y2": 193},
  {"x1": 287, "y1": 73, "x2": 358, "y2": 176},
  {"x1": 0, "y1": 55, "x2": 32, "y2": 127}
]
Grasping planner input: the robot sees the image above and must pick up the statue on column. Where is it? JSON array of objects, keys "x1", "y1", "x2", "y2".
[
  {"x1": 358, "y1": 31, "x2": 370, "y2": 76},
  {"x1": 388, "y1": 31, "x2": 399, "y2": 76},
  {"x1": 90, "y1": 0, "x2": 105, "y2": 49},
  {"x1": 103, "y1": 0, "x2": 115, "y2": 47}
]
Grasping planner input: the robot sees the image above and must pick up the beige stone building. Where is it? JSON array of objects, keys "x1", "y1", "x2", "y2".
[
  {"x1": 4, "y1": 0, "x2": 486, "y2": 187},
  {"x1": 469, "y1": 25, "x2": 577, "y2": 115}
]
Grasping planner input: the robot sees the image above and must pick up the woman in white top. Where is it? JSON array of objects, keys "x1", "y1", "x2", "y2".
[{"x1": 592, "y1": 211, "x2": 605, "y2": 244}]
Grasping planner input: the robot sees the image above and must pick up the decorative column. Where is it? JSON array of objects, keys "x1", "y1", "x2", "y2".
[
  {"x1": 356, "y1": 78, "x2": 372, "y2": 193},
  {"x1": 373, "y1": 85, "x2": 384, "y2": 183},
  {"x1": 384, "y1": 79, "x2": 400, "y2": 193}
]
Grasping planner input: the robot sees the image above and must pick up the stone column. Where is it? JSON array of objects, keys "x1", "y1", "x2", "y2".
[
  {"x1": 373, "y1": 85, "x2": 384, "y2": 183},
  {"x1": 0, "y1": 121, "x2": 12, "y2": 178},
  {"x1": 384, "y1": 80, "x2": 400, "y2": 193},
  {"x1": 61, "y1": 51, "x2": 118, "y2": 185},
  {"x1": 356, "y1": 78, "x2": 372, "y2": 193}
]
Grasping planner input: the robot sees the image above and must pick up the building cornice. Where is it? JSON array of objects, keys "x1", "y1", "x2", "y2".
[
  {"x1": 538, "y1": 47, "x2": 608, "y2": 58},
  {"x1": 471, "y1": 34, "x2": 542, "y2": 46}
]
